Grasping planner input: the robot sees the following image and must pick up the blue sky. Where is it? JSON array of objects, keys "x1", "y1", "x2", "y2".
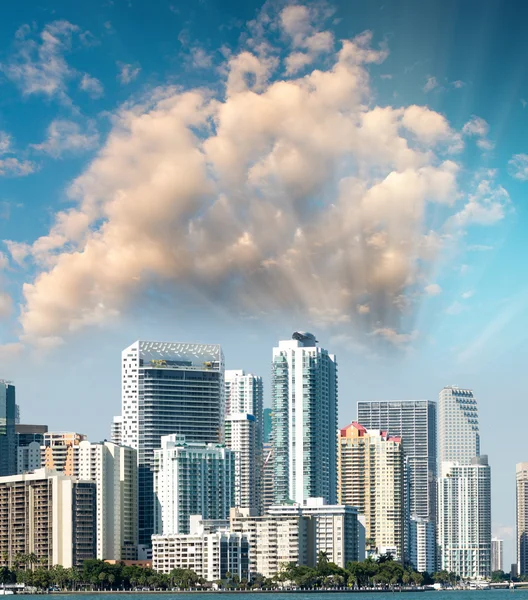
[{"x1": 1, "y1": 0, "x2": 528, "y2": 564}]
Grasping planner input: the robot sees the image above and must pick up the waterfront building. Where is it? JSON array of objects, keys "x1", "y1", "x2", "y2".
[
  {"x1": 438, "y1": 386, "x2": 479, "y2": 463},
  {"x1": 16, "y1": 423, "x2": 47, "y2": 474},
  {"x1": 338, "y1": 423, "x2": 404, "y2": 561},
  {"x1": 225, "y1": 413, "x2": 258, "y2": 512},
  {"x1": 410, "y1": 517, "x2": 436, "y2": 573},
  {"x1": 491, "y1": 537, "x2": 504, "y2": 573},
  {"x1": 0, "y1": 380, "x2": 16, "y2": 477},
  {"x1": 357, "y1": 400, "x2": 437, "y2": 564},
  {"x1": 272, "y1": 332, "x2": 338, "y2": 505},
  {"x1": 41, "y1": 431, "x2": 87, "y2": 476},
  {"x1": 261, "y1": 442, "x2": 275, "y2": 515},
  {"x1": 0, "y1": 468, "x2": 96, "y2": 569},
  {"x1": 516, "y1": 462, "x2": 528, "y2": 575},
  {"x1": 116, "y1": 340, "x2": 225, "y2": 548},
  {"x1": 111, "y1": 416, "x2": 123, "y2": 446},
  {"x1": 153, "y1": 434, "x2": 235, "y2": 535},
  {"x1": 78, "y1": 440, "x2": 138, "y2": 560},
  {"x1": 438, "y1": 457, "x2": 492, "y2": 579},
  {"x1": 263, "y1": 408, "x2": 272, "y2": 443},
  {"x1": 152, "y1": 515, "x2": 249, "y2": 581}
]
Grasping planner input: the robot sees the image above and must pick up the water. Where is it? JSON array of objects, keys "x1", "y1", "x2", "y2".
[{"x1": 24, "y1": 592, "x2": 528, "y2": 600}]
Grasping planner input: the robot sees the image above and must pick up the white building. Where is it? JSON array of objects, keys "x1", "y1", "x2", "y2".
[
  {"x1": 111, "y1": 416, "x2": 123, "y2": 446},
  {"x1": 438, "y1": 386, "x2": 479, "y2": 464},
  {"x1": 225, "y1": 413, "x2": 258, "y2": 512},
  {"x1": 272, "y1": 332, "x2": 337, "y2": 505},
  {"x1": 154, "y1": 435, "x2": 235, "y2": 535},
  {"x1": 491, "y1": 537, "x2": 503, "y2": 573},
  {"x1": 438, "y1": 457, "x2": 491, "y2": 579},
  {"x1": 78, "y1": 440, "x2": 138, "y2": 560},
  {"x1": 516, "y1": 462, "x2": 528, "y2": 575},
  {"x1": 152, "y1": 515, "x2": 249, "y2": 581},
  {"x1": 115, "y1": 340, "x2": 225, "y2": 548},
  {"x1": 410, "y1": 517, "x2": 436, "y2": 573}
]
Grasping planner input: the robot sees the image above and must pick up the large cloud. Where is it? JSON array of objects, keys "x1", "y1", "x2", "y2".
[{"x1": 8, "y1": 9, "x2": 502, "y2": 348}]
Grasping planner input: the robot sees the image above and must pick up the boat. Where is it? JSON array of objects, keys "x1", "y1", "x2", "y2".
[{"x1": 0, "y1": 590, "x2": 14, "y2": 596}]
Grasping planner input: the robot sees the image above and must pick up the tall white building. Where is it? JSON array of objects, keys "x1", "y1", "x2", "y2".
[
  {"x1": 78, "y1": 441, "x2": 138, "y2": 560},
  {"x1": 225, "y1": 370, "x2": 263, "y2": 514},
  {"x1": 491, "y1": 538, "x2": 503, "y2": 573},
  {"x1": 272, "y1": 332, "x2": 337, "y2": 505},
  {"x1": 410, "y1": 517, "x2": 436, "y2": 574},
  {"x1": 516, "y1": 462, "x2": 528, "y2": 575},
  {"x1": 153, "y1": 435, "x2": 235, "y2": 535},
  {"x1": 438, "y1": 386, "x2": 479, "y2": 463},
  {"x1": 438, "y1": 457, "x2": 491, "y2": 579},
  {"x1": 116, "y1": 340, "x2": 225, "y2": 547}
]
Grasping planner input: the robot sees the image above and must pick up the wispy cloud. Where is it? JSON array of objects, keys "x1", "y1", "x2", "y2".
[
  {"x1": 423, "y1": 75, "x2": 438, "y2": 92},
  {"x1": 79, "y1": 73, "x2": 104, "y2": 98},
  {"x1": 31, "y1": 119, "x2": 99, "y2": 158},
  {"x1": 508, "y1": 153, "x2": 528, "y2": 180},
  {"x1": 0, "y1": 157, "x2": 36, "y2": 177},
  {"x1": 462, "y1": 115, "x2": 494, "y2": 150},
  {"x1": 117, "y1": 62, "x2": 141, "y2": 84}
]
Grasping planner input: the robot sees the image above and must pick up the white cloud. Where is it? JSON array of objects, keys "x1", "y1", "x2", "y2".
[
  {"x1": 117, "y1": 62, "x2": 141, "y2": 84},
  {"x1": 31, "y1": 120, "x2": 99, "y2": 158},
  {"x1": 425, "y1": 283, "x2": 441, "y2": 296},
  {"x1": 461, "y1": 291, "x2": 474, "y2": 299},
  {"x1": 509, "y1": 153, "x2": 528, "y2": 181},
  {"x1": 0, "y1": 252, "x2": 8, "y2": 270},
  {"x1": 0, "y1": 132, "x2": 11, "y2": 154},
  {"x1": 0, "y1": 158, "x2": 36, "y2": 177},
  {"x1": 79, "y1": 73, "x2": 104, "y2": 98},
  {"x1": 423, "y1": 76, "x2": 438, "y2": 92},
  {"x1": 462, "y1": 115, "x2": 494, "y2": 150},
  {"x1": 190, "y1": 47, "x2": 213, "y2": 69},
  {"x1": 372, "y1": 327, "x2": 418, "y2": 346},
  {"x1": 452, "y1": 178, "x2": 510, "y2": 227},
  {"x1": 451, "y1": 80, "x2": 465, "y2": 89}
]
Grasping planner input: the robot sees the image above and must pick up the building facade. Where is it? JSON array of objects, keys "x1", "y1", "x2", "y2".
[
  {"x1": 0, "y1": 381, "x2": 16, "y2": 477},
  {"x1": 438, "y1": 457, "x2": 492, "y2": 579},
  {"x1": 41, "y1": 431, "x2": 87, "y2": 476},
  {"x1": 272, "y1": 332, "x2": 338, "y2": 505},
  {"x1": 78, "y1": 440, "x2": 138, "y2": 560},
  {"x1": 153, "y1": 435, "x2": 235, "y2": 535},
  {"x1": 152, "y1": 515, "x2": 249, "y2": 581},
  {"x1": 516, "y1": 462, "x2": 528, "y2": 576},
  {"x1": 338, "y1": 423, "x2": 404, "y2": 561},
  {"x1": 225, "y1": 413, "x2": 258, "y2": 512},
  {"x1": 263, "y1": 408, "x2": 272, "y2": 443},
  {"x1": 261, "y1": 442, "x2": 274, "y2": 515},
  {"x1": 0, "y1": 468, "x2": 96, "y2": 569},
  {"x1": 116, "y1": 340, "x2": 225, "y2": 548},
  {"x1": 357, "y1": 400, "x2": 437, "y2": 565},
  {"x1": 438, "y1": 386, "x2": 479, "y2": 464},
  {"x1": 491, "y1": 538, "x2": 503, "y2": 573},
  {"x1": 410, "y1": 517, "x2": 436, "y2": 574},
  {"x1": 16, "y1": 424, "x2": 48, "y2": 474}
]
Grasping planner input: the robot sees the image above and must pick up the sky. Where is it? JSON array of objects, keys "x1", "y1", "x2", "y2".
[{"x1": 1, "y1": 0, "x2": 527, "y2": 565}]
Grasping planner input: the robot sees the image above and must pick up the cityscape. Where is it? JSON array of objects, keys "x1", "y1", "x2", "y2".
[{"x1": 0, "y1": 331, "x2": 523, "y2": 588}]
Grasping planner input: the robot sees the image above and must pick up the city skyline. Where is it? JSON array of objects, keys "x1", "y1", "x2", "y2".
[{"x1": 2, "y1": 0, "x2": 528, "y2": 568}]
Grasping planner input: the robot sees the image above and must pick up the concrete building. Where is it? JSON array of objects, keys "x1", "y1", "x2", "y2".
[
  {"x1": 438, "y1": 457, "x2": 491, "y2": 579},
  {"x1": 154, "y1": 435, "x2": 235, "y2": 535},
  {"x1": 225, "y1": 413, "x2": 258, "y2": 512},
  {"x1": 111, "y1": 416, "x2": 123, "y2": 446},
  {"x1": 0, "y1": 468, "x2": 96, "y2": 569},
  {"x1": 41, "y1": 431, "x2": 87, "y2": 476},
  {"x1": 115, "y1": 340, "x2": 225, "y2": 548},
  {"x1": 516, "y1": 462, "x2": 528, "y2": 575},
  {"x1": 261, "y1": 442, "x2": 274, "y2": 515},
  {"x1": 152, "y1": 515, "x2": 249, "y2": 581},
  {"x1": 410, "y1": 517, "x2": 436, "y2": 573},
  {"x1": 491, "y1": 537, "x2": 503, "y2": 573},
  {"x1": 272, "y1": 332, "x2": 337, "y2": 505},
  {"x1": 338, "y1": 422, "x2": 404, "y2": 561},
  {"x1": 438, "y1": 386, "x2": 479, "y2": 464},
  {"x1": 16, "y1": 424, "x2": 48, "y2": 474},
  {"x1": 78, "y1": 440, "x2": 138, "y2": 560},
  {"x1": 0, "y1": 381, "x2": 16, "y2": 477},
  {"x1": 357, "y1": 400, "x2": 437, "y2": 565}
]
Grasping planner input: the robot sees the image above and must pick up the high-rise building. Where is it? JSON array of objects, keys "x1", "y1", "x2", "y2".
[
  {"x1": 357, "y1": 400, "x2": 437, "y2": 565},
  {"x1": 78, "y1": 440, "x2": 138, "y2": 560},
  {"x1": 16, "y1": 424, "x2": 47, "y2": 474},
  {"x1": 438, "y1": 386, "x2": 479, "y2": 463},
  {"x1": 410, "y1": 517, "x2": 436, "y2": 574},
  {"x1": 261, "y1": 442, "x2": 275, "y2": 515},
  {"x1": 225, "y1": 414, "x2": 258, "y2": 512},
  {"x1": 225, "y1": 370, "x2": 263, "y2": 514},
  {"x1": 111, "y1": 416, "x2": 123, "y2": 446},
  {"x1": 41, "y1": 431, "x2": 87, "y2": 476},
  {"x1": 153, "y1": 434, "x2": 235, "y2": 535},
  {"x1": 263, "y1": 408, "x2": 272, "y2": 443},
  {"x1": 438, "y1": 457, "x2": 492, "y2": 579},
  {"x1": 117, "y1": 340, "x2": 225, "y2": 547},
  {"x1": 516, "y1": 462, "x2": 528, "y2": 576},
  {"x1": 0, "y1": 468, "x2": 96, "y2": 569},
  {"x1": 491, "y1": 537, "x2": 504, "y2": 573},
  {"x1": 152, "y1": 515, "x2": 249, "y2": 581},
  {"x1": 272, "y1": 332, "x2": 337, "y2": 505},
  {"x1": 338, "y1": 422, "x2": 404, "y2": 561},
  {"x1": 0, "y1": 380, "x2": 16, "y2": 477}
]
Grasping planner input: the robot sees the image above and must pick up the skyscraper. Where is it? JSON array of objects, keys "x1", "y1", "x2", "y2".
[
  {"x1": 263, "y1": 408, "x2": 272, "y2": 443},
  {"x1": 516, "y1": 462, "x2": 528, "y2": 576},
  {"x1": 0, "y1": 380, "x2": 16, "y2": 477},
  {"x1": 438, "y1": 457, "x2": 492, "y2": 579},
  {"x1": 338, "y1": 422, "x2": 404, "y2": 561},
  {"x1": 491, "y1": 538, "x2": 504, "y2": 573},
  {"x1": 41, "y1": 431, "x2": 87, "y2": 476},
  {"x1": 438, "y1": 386, "x2": 479, "y2": 463},
  {"x1": 16, "y1": 424, "x2": 48, "y2": 474},
  {"x1": 153, "y1": 435, "x2": 234, "y2": 535},
  {"x1": 272, "y1": 332, "x2": 337, "y2": 505},
  {"x1": 357, "y1": 400, "x2": 437, "y2": 565},
  {"x1": 117, "y1": 340, "x2": 225, "y2": 548}
]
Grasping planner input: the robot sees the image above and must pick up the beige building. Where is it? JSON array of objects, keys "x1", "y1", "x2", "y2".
[
  {"x1": 0, "y1": 468, "x2": 96, "y2": 569},
  {"x1": 338, "y1": 422, "x2": 404, "y2": 561},
  {"x1": 78, "y1": 441, "x2": 138, "y2": 561},
  {"x1": 41, "y1": 431, "x2": 87, "y2": 476}
]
